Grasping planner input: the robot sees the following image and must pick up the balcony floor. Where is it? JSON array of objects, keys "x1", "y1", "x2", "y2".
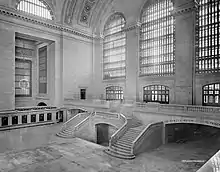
[{"x1": 0, "y1": 124, "x2": 218, "y2": 172}]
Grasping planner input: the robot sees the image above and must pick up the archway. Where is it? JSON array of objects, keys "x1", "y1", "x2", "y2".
[
  {"x1": 96, "y1": 123, "x2": 109, "y2": 146},
  {"x1": 37, "y1": 102, "x2": 47, "y2": 106}
]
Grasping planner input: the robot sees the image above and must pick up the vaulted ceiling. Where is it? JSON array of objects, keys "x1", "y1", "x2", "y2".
[
  {"x1": 0, "y1": 0, "x2": 195, "y2": 34},
  {"x1": 61, "y1": 0, "x2": 147, "y2": 33}
]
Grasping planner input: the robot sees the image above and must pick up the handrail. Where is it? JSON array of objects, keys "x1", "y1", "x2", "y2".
[
  {"x1": 131, "y1": 123, "x2": 152, "y2": 154},
  {"x1": 74, "y1": 111, "x2": 94, "y2": 132},
  {"x1": 59, "y1": 112, "x2": 84, "y2": 132},
  {"x1": 197, "y1": 150, "x2": 220, "y2": 172},
  {"x1": 109, "y1": 113, "x2": 128, "y2": 147},
  {"x1": 131, "y1": 122, "x2": 162, "y2": 155}
]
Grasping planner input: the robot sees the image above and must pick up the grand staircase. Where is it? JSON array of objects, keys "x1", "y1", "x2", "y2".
[
  {"x1": 104, "y1": 117, "x2": 145, "y2": 159},
  {"x1": 56, "y1": 113, "x2": 90, "y2": 138}
]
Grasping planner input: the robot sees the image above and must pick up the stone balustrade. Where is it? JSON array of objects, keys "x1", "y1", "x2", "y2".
[
  {"x1": 135, "y1": 102, "x2": 220, "y2": 116},
  {"x1": 0, "y1": 107, "x2": 61, "y2": 130}
]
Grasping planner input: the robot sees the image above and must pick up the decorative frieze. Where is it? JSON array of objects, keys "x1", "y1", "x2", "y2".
[{"x1": 79, "y1": 0, "x2": 97, "y2": 27}]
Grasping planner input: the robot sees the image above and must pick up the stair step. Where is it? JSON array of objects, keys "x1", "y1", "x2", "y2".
[
  {"x1": 115, "y1": 142, "x2": 132, "y2": 149},
  {"x1": 123, "y1": 133, "x2": 140, "y2": 138},
  {"x1": 112, "y1": 143, "x2": 132, "y2": 151},
  {"x1": 117, "y1": 140, "x2": 133, "y2": 146},
  {"x1": 119, "y1": 138, "x2": 135, "y2": 143},
  {"x1": 111, "y1": 144, "x2": 131, "y2": 153},
  {"x1": 110, "y1": 146, "x2": 132, "y2": 155},
  {"x1": 104, "y1": 149, "x2": 135, "y2": 160},
  {"x1": 56, "y1": 133, "x2": 73, "y2": 138}
]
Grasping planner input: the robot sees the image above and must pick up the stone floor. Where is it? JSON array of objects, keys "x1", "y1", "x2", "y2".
[{"x1": 0, "y1": 124, "x2": 219, "y2": 172}]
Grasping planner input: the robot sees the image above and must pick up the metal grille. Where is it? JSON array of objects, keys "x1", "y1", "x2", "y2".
[
  {"x1": 140, "y1": 0, "x2": 175, "y2": 76},
  {"x1": 196, "y1": 0, "x2": 220, "y2": 73},
  {"x1": 103, "y1": 13, "x2": 126, "y2": 80},
  {"x1": 106, "y1": 86, "x2": 123, "y2": 101},
  {"x1": 17, "y1": 0, "x2": 53, "y2": 20},
  {"x1": 143, "y1": 85, "x2": 169, "y2": 104},
  {"x1": 203, "y1": 83, "x2": 220, "y2": 106},
  {"x1": 15, "y1": 58, "x2": 32, "y2": 97},
  {"x1": 39, "y1": 46, "x2": 47, "y2": 94}
]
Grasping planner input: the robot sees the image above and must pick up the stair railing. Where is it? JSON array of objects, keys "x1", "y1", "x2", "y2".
[
  {"x1": 109, "y1": 113, "x2": 128, "y2": 147},
  {"x1": 131, "y1": 123, "x2": 153, "y2": 155},
  {"x1": 60, "y1": 112, "x2": 84, "y2": 132},
  {"x1": 74, "y1": 111, "x2": 94, "y2": 132},
  {"x1": 131, "y1": 122, "x2": 162, "y2": 155}
]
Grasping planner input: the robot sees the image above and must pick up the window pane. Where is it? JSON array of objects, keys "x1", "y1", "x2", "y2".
[
  {"x1": 17, "y1": 0, "x2": 53, "y2": 20},
  {"x1": 143, "y1": 85, "x2": 169, "y2": 104},
  {"x1": 140, "y1": 0, "x2": 175, "y2": 76},
  {"x1": 196, "y1": 0, "x2": 220, "y2": 73},
  {"x1": 103, "y1": 13, "x2": 126, "y2": 80},
  {"x1": 106, "y1": 86, "x2": 123, "y2": 101},
  {"x1": 203, "y1": 83, "x2": 220, "y2": 106},
  {"x1": 15, "y1": 58, "x2": 32, "y2": 97}
]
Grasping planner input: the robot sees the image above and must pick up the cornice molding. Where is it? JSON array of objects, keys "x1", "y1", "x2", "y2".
[
  {"x1": 0, "y1": 6, "x2": 94, "y2": 40},
  {"x1": 171, "y1": 2, "x2": 199, "y2": 16}
]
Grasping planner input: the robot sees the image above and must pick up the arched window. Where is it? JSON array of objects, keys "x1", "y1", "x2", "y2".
[
  {"x1": 17, "y1": 0, "x2": 53, "y2": 20},
  {"x1": 203, "y1": 83, "x2": 220, "y2": 106},
  {"x1": 103, "y1": 13, "x2": 126, "y2": 80},
  {"x1": 106, "y1": 86, "x2": 123, "y2": 101},
  {"x1": 143, "y1": 85, "x2": 169, "y2": 104},
  {"x1": 140, "y1": 0, "x2": 175, "y2": 76},
  {"x1": 196, "y1": 0, "x2": 220, "y2": 73}
]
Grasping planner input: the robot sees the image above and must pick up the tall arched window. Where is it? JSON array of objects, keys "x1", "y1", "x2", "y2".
[
  {"x1": 106, "y1": 86, "x2": 123, "y2": 101},
  {"x1": 203, "y1": 83, "x2": 220, "y2": 106},
  {"x1": 17, "y1": 0, "x2": 53, "y2": 20},
  {"x1": 103, "y1": 13, "x2": 126, "y2": 80},
  {"x1": 143, "y1": 85, "x2": 169, "y2": 104},
  {"x1": 140, "y1": 0, "x2": 175, "y2": 76},
  {"x1": 196, "y1": 0, "x2": 220, "y2": 73}
]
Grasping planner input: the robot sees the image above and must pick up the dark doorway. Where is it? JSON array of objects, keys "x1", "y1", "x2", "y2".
[
  {"x1": 80, "y1": 89, "x2": 86, "y2": 100},
  {"x1": 96, "y1": 123, "x2": 109, "y2": 146},
  {"x1": 2, "y1": 117, "x2": 8, "y2": 126},
  {"x1": 59, "y1": 111, "x2": 63, "y2": 122},
  {"x1": 12, "y1": 116, "x2": 18, "y2": 125},
  {"x1": 37, "y1": 102, "x2": 47, "y2": 106}
]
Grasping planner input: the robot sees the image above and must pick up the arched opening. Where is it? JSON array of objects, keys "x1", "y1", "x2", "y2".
[
  {"x1": 143, "y1": 85, "x2": 169, "y2": 104},
  {"x1": 37, "y1": 102, "x2": 47, "y2": 106},
  {"x1": 203, "y1": 83, "x2": 220, "y2": 107},
  {"x1": 163, "y1": 123, "x2": 220, "y2": 169},
  {"x1": 96, "y1": 123, "x2": 109, "y2": 146}
]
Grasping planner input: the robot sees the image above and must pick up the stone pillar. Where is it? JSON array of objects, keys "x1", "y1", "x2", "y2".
[
  {"x1": 8, "y1": 115, "x2": 12, "y2": 126},
  {"x1": 162, "y1": 123, "x2": 166, "y2": 144},
  {"x1": 52, "y1": 111, "x2": 56, "y2": 122},
  {"x1": 0, "y1": 117, "x2": 2, "y2": 126},
  {"x1": 44, "y1": 113, "x2": 47, "y2": 121},
  {"x1": 124, "y1": 23, "x2": 139, "y2": 102},
  {"x1": 36, "y1": 113, "x2": 39, "y2": 122},
  {"x1": 0, "y1": 28, "x2": 15, "y2": 110},
  {"x1": 18, "y1": 115, "x2": 22, "y2": 124},
  {"x1": 27, "y1": 114, "x2": 31, "y2": 123},
  {"x1": 174, "y1": 1, "x2": 197, "y2": 105}
]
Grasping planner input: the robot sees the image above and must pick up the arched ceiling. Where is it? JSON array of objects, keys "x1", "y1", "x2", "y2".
[
  {"x1": 0, "y1": 0, "x2": 196, "y2": 35},
  {"x1": 62, "y1": 0, "x2": 147, "y2": 33}
]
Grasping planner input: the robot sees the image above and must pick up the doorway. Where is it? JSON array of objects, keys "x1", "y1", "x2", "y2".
[
  {"x1": 80, "y1": 89, "x2": 86, "y2": 100},
  {"x1": 96, "y1": 123, "x2": 109, "y2": 146}
]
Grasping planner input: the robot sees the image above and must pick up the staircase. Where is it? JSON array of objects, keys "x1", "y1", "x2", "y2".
[
  {"x1": 104, "y1": 117, "x2": 145, "y2": 159},
  {"x1": 56, "y1": 113, "x2": 90, "y2": 138}
]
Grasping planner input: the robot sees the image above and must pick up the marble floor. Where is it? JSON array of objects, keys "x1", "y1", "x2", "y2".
[{"x1": 0, "y1": 124, "x2": 219, "y2": 172}]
